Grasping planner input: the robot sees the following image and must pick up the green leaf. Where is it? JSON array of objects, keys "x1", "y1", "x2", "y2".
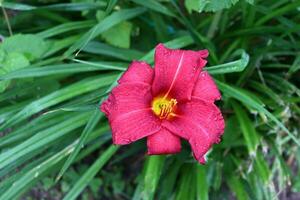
[
  {"x1": 185, "y1": 0, "x2": 253, "y2": 13},
  {"x1": 83, "y1": 41, "x2": 143, "y2": 61},
  {"x1": 105, "y1": 0, "x2": 118, "y2": 14},
  {"x1": 0, "y1": 112, "x2": 90, "y2": 170},
  {"x1": 158, "y1": 159, "x2": 182, "y2": 200},
  {"x1": 0, "y1": 52, "x2": 29, "y2": 92},
  {"x1": 206, "y1": 51, "x2": 249, "y2": 74},
  {"x1": 56, "y1": 110, "x2": 103, "y2": 181},
  {"x1": 0, "y1": 63, "x2": 124, "y2": 80},
  {"x1": 37, "y1": 20, "x2": 95, "y2": 38},
  {"x1": 0, "y1": 126, "x2": 110, "y2": 200},
  {"x1": 0, "y1": 69, "x2": 9, "y2": 93},
  {"x1": 133, "y1": 156, "x2": 165, "y2": 200},
  {"x1": 196, "y1": 165, "x2": 209, "y2": 200},
  {"x1": 254, "y1": 153, "x2": 270, "y2": 184},
  {"x1": 63, "y1": 7, "x2": 146, "y2": 58},
  {"x1": 255, "y1": 1, "x2": 300, "y2": 26},
  {"x1": 102, "y1": 21, "x2": 133, "y2": 48},
  {"x1": 2, "y1": 2, "x2": 106, "y2": 11},
  {"x1": 288, "y1": 55, "x2": 300, "y2": 75},
  {"x1": 227, "y1": 175, "x2": 250, "y2": 200},
  {"x1": 141, "y1": 35, "x2": 194, "y2": 64},
  {"x1": 176, "y1": 165, "x2": 196, "y2": 200},
  {"x1": 0, "y1": 74, "x2": 117, "y2": 130},
  {"x1": 130, "y1": 0, "x2": 175, "y2": 17},
  {"x1": 216, "y1": 80, "x2": 300, "y2": 147},
  {"x1": 62, "y1": 145, "x2": 119, "y2": 200},
  {"x1": 232, "y1": 101, "x2": 260, "y2": 156},
  {"x1": 0, "y1": 34, "x2": 50, "y2": 61}
]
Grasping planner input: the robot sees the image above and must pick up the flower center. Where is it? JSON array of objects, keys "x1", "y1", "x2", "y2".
[{"x1": 152, "y1": 97, "x2": 177, "y2": 119}]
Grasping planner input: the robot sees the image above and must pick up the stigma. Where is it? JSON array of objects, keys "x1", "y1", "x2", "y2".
[{"x1": 152, "y1": 96, "x2": 177, "y2": 119}]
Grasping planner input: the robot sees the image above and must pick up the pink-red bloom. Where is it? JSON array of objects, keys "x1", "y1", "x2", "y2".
[{"x1": 101, "y1": 44, "x2": 224, "y2": 163}]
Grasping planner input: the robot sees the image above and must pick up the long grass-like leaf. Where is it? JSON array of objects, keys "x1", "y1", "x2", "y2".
[
  {"x1": 0, "y1": 74, "x2": 117, "y2": 130},
  {"x1": 62, "y1": 145, "x2": 119, "y2": 200},
  {"x1": 216, "y1": 80, "x2": 300, "y2": 147},
  {"x1": 63, "y1": 7, "x2": 146, "y2": 58}
]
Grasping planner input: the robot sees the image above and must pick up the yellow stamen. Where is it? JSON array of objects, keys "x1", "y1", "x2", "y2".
[{"x1": 152, "y1": 97, "x2": 177, "y2": 119}]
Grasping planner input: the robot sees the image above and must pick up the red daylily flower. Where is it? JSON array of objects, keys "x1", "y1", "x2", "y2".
[{"x1": 101, "y1": 44, "x2": 225, "y2": 163}]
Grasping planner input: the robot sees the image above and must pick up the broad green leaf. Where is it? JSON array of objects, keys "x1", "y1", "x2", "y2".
[
  {"x1": 0, "y1": 34, "x2": 50, "y2": 61},
  {"x1": 0, "y1": 69, "x2": 9, "y2": 93},
  {"x1": 63, "y1": 145, "x2": 119, "y2": 200},
  {"x1": 64, "y1": 7, "x2": 146, "y2": 58},
  {"x1": 102, "y1": 21, "x2": 133, "y2": 48},
  {"x1": 0, "y1": 52, "x2": 29, "y2": 92}
]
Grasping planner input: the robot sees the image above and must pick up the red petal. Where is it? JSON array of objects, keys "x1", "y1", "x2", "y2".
[
  {"x1": 162, "y1": 99, "x2": 224, "y2": 163},
  {"x1": 118, "y1": 61, "x2": 154, "y2": 85},
  {"x1": 101, "y1": 83, "x2": 161, "y2": 144},
  {"x1": 192, "y1": 71, "x2": 221, "y2": 102},
  {"x1": 147, "y1": 129, "x2": 181, "y2": 155},
  {"x1": 152, "y1": 44, "x2": 208, "y2": 101}
]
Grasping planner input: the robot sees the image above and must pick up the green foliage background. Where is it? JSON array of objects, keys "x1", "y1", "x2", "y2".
[{"x1": 0, "y1": 0, "x2": 300, "y2": 199}]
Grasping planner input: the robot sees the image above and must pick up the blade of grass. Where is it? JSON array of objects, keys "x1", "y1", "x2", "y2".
[
  {"x1": 196, "y1": 165, "x2": 209, "y2": 200},
  {"x1": 62, "y1": 145, "x2": 119, "y2": 200},
  {"x1": 133, "y1": 156, "x2": 165, "y2": 200},
  {"x1": 63, "y1": 7, "x2": 146, "y2": 58},
  {"x1": 55, "y1": 110, "x2": 103, "y2": 181},
  {"x1": 0, "y1": 74, "x2": 117, "y2": 130},
  {"x1": 0, "y1": 63, "x2": 124, "y2": 80},
  {"x1": 0, "y1": 126, "x2": 110, "y2": 199},
  {"x1": 0, "y1": 112, "x2": 90, "y2": 170},
  {"x1": 255, "y1": 1, "x2": 300, "y2": 26},
  {"x1": 206, "y1": 51, "x2": 249, "y2": 74},
  {"x1": 232, "y1": 101, "x2": 260, "y2": 156},
  {"x1": 2, "y1": 2, "x2": 106, "y2": 11},
  {"x1": 83, "y1": 41, "x2": 144, "y2": 61},
  {"x1": 216, "y1": 80, "x2": 300, "y2": 147},
  {"x1": 130, "y1": 0, "x2": 175, "y2": 17},
  {"x1": 37, "y1": 20, "x2": 95, "y2": 38}
]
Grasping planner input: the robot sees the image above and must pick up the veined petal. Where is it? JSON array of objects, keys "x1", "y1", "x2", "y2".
[
  {"x1": 118, "y1": 61, "x2": 154, "y2": 85},
  {"x1": 192, "y1": 71, "x2": 221, "y2": 102},
  {"x1": 147, "y1": 129, "x2": 181, "y2": 155},
  {"x1": 101, "y1": 83, "x2": 161, "y2": 144},
  {"x1": 152, "y1": 44, "x2": 208, "y2": 101},
  {"x1": 162, "y1": 99, "x2": 224, "y2": 163}
]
